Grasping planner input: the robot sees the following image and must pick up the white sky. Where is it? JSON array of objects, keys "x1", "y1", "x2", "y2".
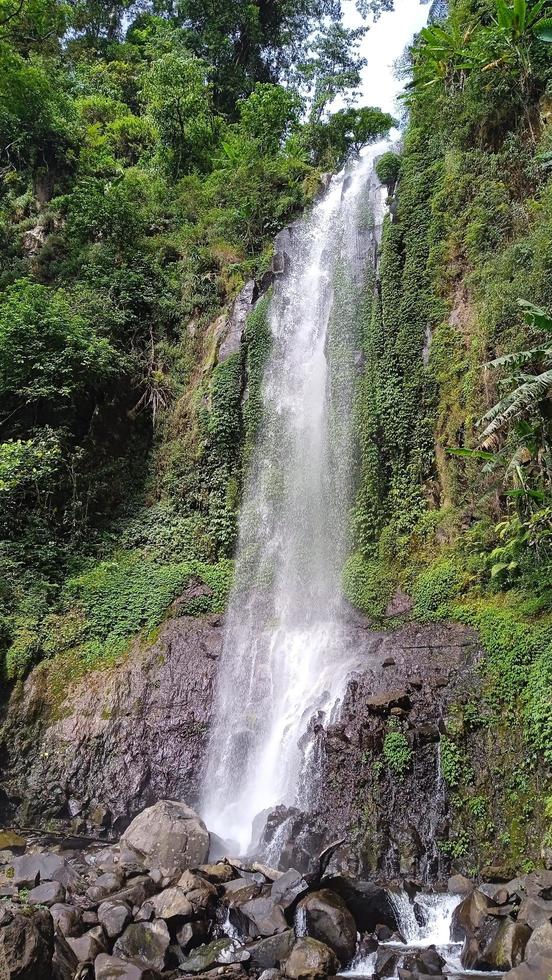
[{"x1": 342, "y1": 0, "x2": 429, "y2": 114}]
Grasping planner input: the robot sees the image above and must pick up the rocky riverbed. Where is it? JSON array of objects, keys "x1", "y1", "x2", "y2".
[{"x1": 1, "y1": 799, "x2": 551, "y2": 980}]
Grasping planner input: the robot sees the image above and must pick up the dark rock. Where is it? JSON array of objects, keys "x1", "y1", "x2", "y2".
[
  {"x1": 97, "y1": 899, "x2": 132, "y2": 940},
  {"x1": 296, "y1": 888, "x2": 357, "y2": 965},
  {"x1": 385, "y1": 589, "x2": 412, "y2": 617},
  {"x1": 402, "y1": 946, "x2": 445, "y2": 976},
  {"x1": 237, "y1": 894, "x2": 288, "y2": 937},
  {"x1": 10, "y1": 854, "x2": 78, "y2": 890},
  {"x1": 175, "y1": 920, "x2": 209, "y2": 953},
  {"x1": 67, "y1": 925, "x2": 107, "y2": 963},
  {"x1": 272, "y1": 228, "x2": 293, "y2": 276},
  {"x1": 223, "y1": 878, "x2": 263, "y2": 905},
  {"x1": 104, "y1": 875, "x2": 156, "y2": 909},
  {"x1": 451, "y1": 889, "x2": 493, "y2": 942},
  {"x1": 517, "y1": 894, "x2": 552, "y2": 929},
  {"x1": 0, "y1": 908, "x2": 54, "y2": 979},
  {"x1": 271, "y1": 870, "x2": 309, "y2": 912},
  {"x1": 324, "y1": 877, "x2": 398, "y2": 932},
  {"x1": 50, "y1": 903, "x2": 82, "y2": 938},
  {"x1": 113, "y1": 920, "x2": 170, "y2": 972},
  {"x1": 120, "y1": 801, "x2": 209, "y2": 875},
  {"x1": 375, "y1": 924, "x2": 393, "y2": 942},
  {"x1": 374, "y1": 947, "x2": 400, "y2": 978},
  {"x1": 249, "y1": 930, "x2": 295, "y2": 969},
  {"x1": 94, "y1": 953, "x2": 158, "y2": 979},
  {"x1": 27, "y1": 880, "x2": 66, "y2": 906},
  {"x1": 52, "y1": 930, "x2": 79, "y2": 980},
  {"x1": 284, "y1": 937, "x2": 339, "y2": 979}
]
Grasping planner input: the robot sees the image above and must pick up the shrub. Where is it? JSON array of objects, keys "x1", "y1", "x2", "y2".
[
  {"x1": 383, "y1": 724, "x2": 412, "y2": 777},
  {"x1": 375, "y1": 151, "x2": 401, "y2": 189},
  {"x1": 440, "y1": 736, "x2": 463, "y2": 787},
  {"x1": 342, "y1": 551, "x2": 394, "y2": 618},
  {"x1": 412, "y1": 558, "x2": 464, "y2": 621}
]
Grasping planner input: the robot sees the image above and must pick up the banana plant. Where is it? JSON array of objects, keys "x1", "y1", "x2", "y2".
[{"x1": 494, "y1": 0, "x2": 552, "y2": 41}]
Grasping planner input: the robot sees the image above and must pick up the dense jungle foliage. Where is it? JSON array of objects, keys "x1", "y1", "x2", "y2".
[
  {"x1": 0, "y1": 0, "x2": 393, "y2": 681},
  {"x1": 2, "y1": 0, "x2": 552, "y2": 872},
  {"x1": 344, "y1": 0, "x2": 552, "y2": 871}
]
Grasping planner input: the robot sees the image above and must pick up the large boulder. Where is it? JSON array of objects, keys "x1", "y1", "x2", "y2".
[
  {"x1": 178, "y1": 938, "x2": 237, "y2": 974},
  {"x1": 271, "y1": 870, "x2": 309, "y2": 912},
  {"x1": 27, "y1": 880, "x2": 66, "y2": 906},
  {"x1": 149, "y1": 886, "x2": 193, "y2": 920},
  {"x1": 113, "y1": 920, "x2": 170, "y2": 972},
  {"x1": 249, "y1": 930, "x2": 296, "y2": 970},
  {"x1": 324, "y1": 876, "x2": 398, "y2": 932},
  {"x1": 284, "y1": 937, "x2": 339, "y2": 980},
  {"x1": 67, "y1": 926, "x2": 107, "y2": 963},
  {"x1": 177, "y1": 870, "x2": 218, "y2": 915},
  {"x1": 9, "y1": 854, "x2": 80, "y2": 890},
  {"x1": 296, "y1": 889, "x2": 357, "y2": 965},
  {"x1": 97, "y1": 899, "x2": 132, "y2": 940},
  {"x1": 524, "y1": 920, "x2": 552, "y2": 960},
  {"x1": 120, "y1": 800, "x2": 209, "y2": 875},
  {"x1": 0, "y1": 909, "x2": 54, "y2": 979},
  {"x1": 451, "y1": 888, "x2": 493, "y2": 942},
  {"x1": 502, "y1": 955, "x2": 552, "y2": 980},
  {"x1": 475, "y1": 920, "x2": 531, "y2": 972},
  {"x1": 235, "y1": 894, "x2": 288, "y2": 937}
]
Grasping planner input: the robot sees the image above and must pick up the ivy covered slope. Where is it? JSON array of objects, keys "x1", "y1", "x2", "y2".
[
  {"x1": 345, "y1": 0, "x2": 552, "y2": 872},
  {"x1": 0, "y1": 0, "x2": 393, "y2": 686}
]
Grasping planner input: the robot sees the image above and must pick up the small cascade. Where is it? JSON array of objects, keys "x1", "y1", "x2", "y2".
[{"x1": 388, "y1": 890, "x2": 462, "y2": 947}]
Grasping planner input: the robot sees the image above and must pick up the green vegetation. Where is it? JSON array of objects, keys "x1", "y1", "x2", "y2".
[
  {"x1": 343, "y1": 0, "x2": 552, "y2": 870},
  {"x1": 383, "y1": 723, "x2": 412, "y2": 777},
  {"x1": 0, "y1": 0, "x2": 394, "y2": 681}
]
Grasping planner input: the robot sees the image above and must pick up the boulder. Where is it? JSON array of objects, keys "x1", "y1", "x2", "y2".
[
  {"x1": 374, "y1": 948, "x2": 401, "y2": 978},
  {"x1": 402, "y1": 946, "x2": 445, "y2": 976},
  {"x1": 178, "y1": 938, "x2": 235, "y2": 973},
  {"x1": 223, "y1": 878, "x2": 263, "y2": 905},
  {"x1": 501, "y1": 955, "x2": 552, "y2": 980},
  {"x1": 50, "y1": 903, "x2": 82, "y2": 938},
  {"x1": 296, "y1": 889, "x2": 357, "y2": 965},
  {"x1": 451, "y1": 888, "x2": 493, "y2": 942},
  {"x1": 271, "y1": 870, "x2": 309, "y2": 912},
  {"x1": 217, "y1": 280, "x2": 258, "y2": 363},
  {"x1": 447, "y1": 874, "x2": 473, "y2": 895},
  {"x1": 524, "y1": 920, "x2": 552, "y2": 960},
  {"x1": 249, "y1": 930, "x2": 296, "y2": 970},
  {"x1": 0, "y1": 909, "x2": 54, "y2": 979},
  {"x1": 27, "y1": 880, "x2": 66, "y2": 906},
  {"x1": 10, "y1": 854, "x2": 79, "y2": 890},
  {"x1": 52, "y1": 931, "x2": 79, "y2": 980},
  {"x1": 113, "y1": 920, "x2": 170, "y2": 972},
  {"x1": 104, "y1": 875, "x2": 157, "y2": 909},
  {"x1": 177, "y1": 870, "x2": 218, "y2": 914},
  {"x1": 467, "y1": 919, "x2": 531, "y2": 972},
  {"x1": 120, "y1": 801, "x2": 209, "y2": 875},
  {"x1": 197, "y1": 863, "x2": 236, "y2": 885},
  {"x1": 97, "y1": 899, "x2": 132, "y2": 940},
  {"x1": 86, "y1": 871, "x2": 125, "y2": 902},
  {"x1": 284, "y1": 937, "x2": 339, "y2": 979},
  {"x1": 236, "y1": 894, "x2": 288, "y2": 937},
  {"x1": 517, "y1": 894, "x2": 552, "y2": 930},
  {"x1": 150, "y1": 886, "x2": 193, "y2": 920},
  {"x1": 67, "y1": 925, "x2": 107, "y2": 963},
  {"x1": 324, "y1": 876, "x2": 398, "y2": 932},
  {"x1": 94, "y1": 953, "x2": 158, "y2": 979}
]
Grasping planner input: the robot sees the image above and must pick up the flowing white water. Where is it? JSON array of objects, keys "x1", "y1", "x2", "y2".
[
  {"x1": 202, "y1": 150, "x2": 385, "y2": 854},
  {"x1": 201, "y1": 0, "x2": 430, "y2": 857}
]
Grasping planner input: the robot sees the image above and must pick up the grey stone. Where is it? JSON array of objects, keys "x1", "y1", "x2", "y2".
[
  {"x1": 249, "y1": 930, "x2": 295, "y2": 970},
  {"x1": 150, "y1": 886, "x2": 193, "y2": 920},
  {"x1": 217, "y1": 280, "x2": 257, "y2": 363},
  {"x1": 87, "y1": 871, "x2": 125, "y2": 902},
  {"x1": 27, "y1": 879, "x2": 66, "y2": 906},
  {"x1": 524, "y1": 920, "x2": 552, "y2": 961},
  {"x1": 94, "y1": 953, "x2": 158, "y2": 979},
  {"x1": 448, "y1": 874, "x2": 473, "y2": 895},
  {"x1": 98, "y1": 899, "x2": 132, "y2": 939},
  {"x1": 176, "y1": 920, "x2": 209, "y2": 953},
  {"x1": 284, "y1": 937, "x2": 339, "y2": 979},
  {"x1": 67, "y1": 925, "x2": 107, "y2": 963},
  {"x1": 237, "y1": 894, "x2": 288, "y2": 937},
  {"x1": 10, "y1": 853, "x2": 79, "y2": 889},
  {"x1": 271, "y1": 870, "x2": 309, "y2": 911},
  {"x1": 501, "y1": 955, "x2": 552, "y2": 980},
  {"x1": 120, "y1": 801, "x2": 209, "y2": 875},
  {"x1": 177, "y1": 870, "x2": 218, "y2": 914},
  {"x1": 50, "y1": 903, "x2": 82, "y2": 937},
  {"x1": 113, "y1": 919, "x2": 170, "y2": 971},
  {"x1": 178, "y1": 938, "x2": 234, "y2": 973}
]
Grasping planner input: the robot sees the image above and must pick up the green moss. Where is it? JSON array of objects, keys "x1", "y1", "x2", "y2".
[
  {"x1": 383, "y1": 724, "x2": 412, "y2": 778},
  {"x1": 412, "y1": 558, "x2": 464, "y2": 621},
  {"x1": 342, "y1": 551, "x2": 394, "y2": 619}
]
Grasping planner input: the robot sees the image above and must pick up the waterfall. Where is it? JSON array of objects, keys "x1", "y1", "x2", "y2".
[
  {"x1": 201, "y1": 151, "x2": 386, "y2": 855},
  {"x1": 388, "y1": 891, "x2": 462, "y2": 948}
]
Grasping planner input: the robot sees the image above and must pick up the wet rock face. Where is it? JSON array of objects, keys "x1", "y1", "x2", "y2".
[
  {"x1": 0, "y1": 616, "x2": 222, "y2": 831},
  {"x1": 0, "y1": 611, "x2": 480, "y2": 878}
]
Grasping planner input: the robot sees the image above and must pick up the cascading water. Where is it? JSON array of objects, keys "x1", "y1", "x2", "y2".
[{"x1": 202, "y1": 151, "x2": 386, "y2": 855}]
